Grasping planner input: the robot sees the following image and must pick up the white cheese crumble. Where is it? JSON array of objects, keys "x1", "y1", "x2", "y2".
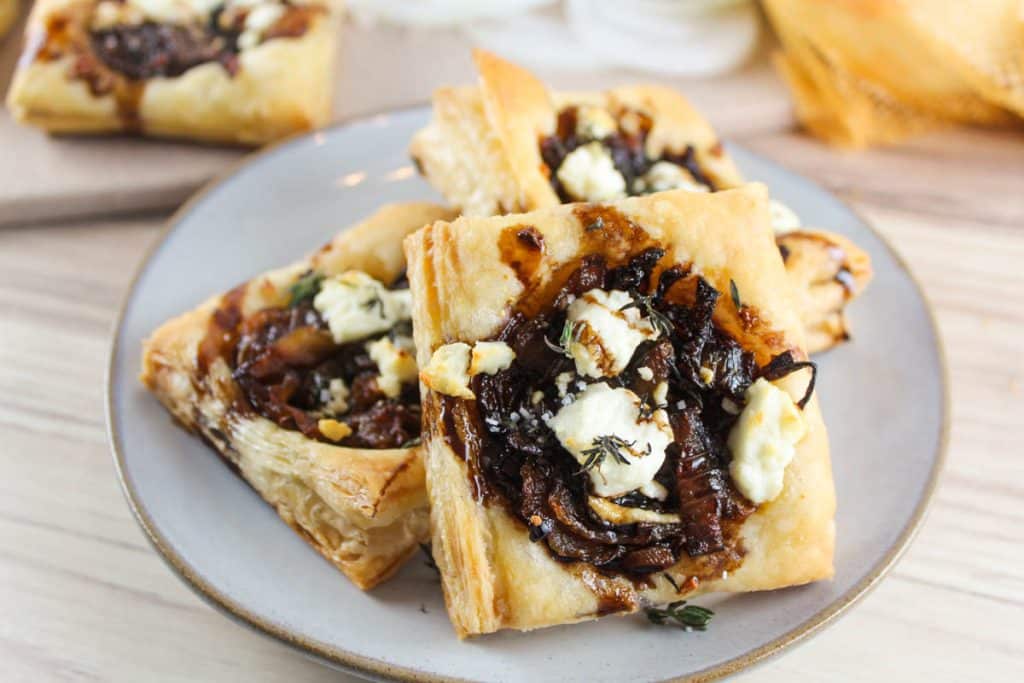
[
  {"x1": 469, "y1": 341, "x2": 516, "y2": 376},
  {"x1": 126, "y1": 0, "x2": 222, "y2": 24},
  {"x1": 652, "y1": 381, "x2": 669, "y2": 405},
  {"x1": 237, "y1": 2, "x2": 285, "y2": 50},
  {"x1": 421, "y1": 341, "x2": 516, "y2": 399},
  {"x1": 637, "y1": 366, "x2": 654, "y2": 381},
  {"x1": 313, "y1": 271, "x2": 412, "y2": 345},
  {"x1": 588, "y1": 496, "x2": 681, "y2": 525},
  {"x1": 635, "y1": 161, "x2": 709, "y2": 194},
  {"x1": 727, "y1": 378, "x2": 807, "y2": 504},
  {"x1": 770, "y1": 199, "x2": 801, "y2": 234},
  {"x1": 555, "y1": 372, "x2": 574, "y2": 398},
  {"x1": 318, "y1": 378, "x2": 349, "y2": 415},
  {"x1": 575, "y1": 106, "x2": 617, "y2": 140},
  {"x1": 92, "y1": 1, "x2": 143, "y2": 28},
  {"x1": 546, "y1": 382, "x2": 672, "y2": 498},
  {"x1": 420, "y1": 343, "x2": 472, "y2": 399},
  {"x1": 566, "y1": 289, "x2": 658, "y2": 378},
  {"x1": 556, "y1": 142, "x2": 627, "y2": 202},
  {"x1": 699, "y1": 366, "x2": 715, "y2": 385},
  {"x1": 366, "y1": 335, "x2": 417, "y2": 399}
]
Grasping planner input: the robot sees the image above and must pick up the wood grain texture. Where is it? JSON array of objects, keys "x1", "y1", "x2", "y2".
[{"x1": 1, "y1": 28, "x2": 1023, "y2": 683}]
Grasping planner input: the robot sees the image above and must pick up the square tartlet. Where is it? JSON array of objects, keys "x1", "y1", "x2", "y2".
[{"x1": 404, "y1": 185, "x2": 834, "y2": 636}]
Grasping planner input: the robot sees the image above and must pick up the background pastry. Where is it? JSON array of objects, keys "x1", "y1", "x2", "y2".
[
  {"x1": 411, "y1": 49, "x2": 873, "y2": 353},
  {"x1": 6, "y1": 0, "x2": 341, "y2": 144}
]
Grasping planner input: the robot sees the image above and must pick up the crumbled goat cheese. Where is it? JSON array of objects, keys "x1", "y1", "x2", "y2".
[
  {"x1": 313, "y1": 271, "x2": 412, "y2": 345},
  {"x1": 546, "y1": 382, "x2": 672, "y2": 497},
  {"x1": 556, "y1": 142, "x2": 627, "y2": 202},
  {"x1": 727, "y1": 378, "x2": 807, "y2": 504},
  {"x1": 566, "y1": 289, "x2": 658, "y2": 378}
]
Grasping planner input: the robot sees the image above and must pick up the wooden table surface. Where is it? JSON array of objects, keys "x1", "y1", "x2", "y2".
[{"x1": 2, "y1": 24, "x2": 1023, "y2": 683}]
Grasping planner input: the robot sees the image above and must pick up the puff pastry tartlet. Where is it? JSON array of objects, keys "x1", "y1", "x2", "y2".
[
  {"x1": 6, "y1": 0, "x2": 339, "y2": 144},
  {"x1": 411, "y1": 50, "x2": 872, "y2": 353},
  {"x1": 142, "y1": 202, "x2": 454, "y2": 589},
  {"x1": 405, "y1": 185, "x2": 834, "y2": 637}
]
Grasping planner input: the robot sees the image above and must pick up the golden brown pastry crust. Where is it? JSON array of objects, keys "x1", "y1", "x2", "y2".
[
  {"x1": 141, "y1": 202, "x2": 455, "y2": 589},
  {"x1": 6, "y1": 0, "x2": 338, "y2": 145},
  {"x1": 404, "y1": 185, "x2": 835, "y2": 637}
]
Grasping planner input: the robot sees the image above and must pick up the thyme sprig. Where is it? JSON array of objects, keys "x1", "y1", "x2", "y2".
[
  {"x1": 288, "y1": 271, "x2": 324, "y2": 307},
  {"x1": 578, "y1": 434, "x2": 637, "y2": 474},
  {"x1": 645, "y1": 601, "x2": 715, "y2": 631},
  {"x1": 621, "y1": 291, "x2": 674, "y2": 338},
  {"x1": 544, "y1": 319, "x2": 579, "y2": 358}
]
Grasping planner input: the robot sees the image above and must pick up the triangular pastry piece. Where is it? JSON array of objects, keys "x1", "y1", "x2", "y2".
[
  {"x1": 404, "y1": 185, "x2": 834, "y2": 636},
  {"x1": 411, "y1": 50, "x2": 872, "y2": 352},
  {"x1": 142, "y1": 202, "x2": 455, "y2": 589}
]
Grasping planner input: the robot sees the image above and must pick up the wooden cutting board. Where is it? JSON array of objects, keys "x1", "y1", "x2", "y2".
[{"x1": 0, "y1": 11, "x2": 790, "y2": 227}]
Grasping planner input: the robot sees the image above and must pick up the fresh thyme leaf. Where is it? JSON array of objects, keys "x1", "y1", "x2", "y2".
[
  {"x1": 544, "y1": 319, "x2": 578, "y2": 358},
  {"x1": 288, "y1": 271, "x2": 323, "y2": 307},
  {"x1": 645, "y1": 600, "x2": 714, "y2": 631},
  {"x1": 621, "y1": 290, "x2": 673, "y2": 338},
  {"x1": 560, "y1": 318, "x2": 577, "y2": 349},
  {"x1": 729, "y1": 279, "x2": 742, "y2": 310},
  {"x1": 578, "y1": 434, "x2": 635, "y2": 474}
]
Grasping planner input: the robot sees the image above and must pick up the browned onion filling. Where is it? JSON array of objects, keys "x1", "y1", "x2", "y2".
[
  {"x1": 443, "y1": 248, "x2": 812, "y2": 579},
  {"x1": 539, "y1": 105, "x2": 717, "y2": 202},
  {"x1": 204, "y1": 274, "x2": 420, "y2": 450}
]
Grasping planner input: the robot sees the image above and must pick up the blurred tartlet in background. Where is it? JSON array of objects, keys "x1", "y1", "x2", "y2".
[{"x1": 764, "y1": 0, "x2": 1024, "y2": 148}]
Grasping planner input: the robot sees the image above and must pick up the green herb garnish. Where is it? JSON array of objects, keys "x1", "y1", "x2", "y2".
[
  {"x1": 289, "y1": 271, "x2": 324, "y2": 307},
  {"x1": 578, "y1": 434, "x2": 635, "y2": 474},
  {"x1": 645, "y1": 601, "x2": 714, "y2": 631},
  {"x1": 544, "y1": 319, "x2": 579, "y2": 358},
  {"x1": 729, "y1": 279, "x2": 742, "y2": 310},
  {"x1": 621, "y1": 291, "x2": 673, "y2": 338}
]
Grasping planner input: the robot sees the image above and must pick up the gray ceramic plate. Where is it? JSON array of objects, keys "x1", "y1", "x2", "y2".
[{"x1": 107, "y1": 107, "x2": 947, "y2": 682}]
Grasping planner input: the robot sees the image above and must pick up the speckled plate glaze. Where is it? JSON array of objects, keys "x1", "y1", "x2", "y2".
[{"x1": 107, "y1": 107, "x2": 947, "y2": 683}]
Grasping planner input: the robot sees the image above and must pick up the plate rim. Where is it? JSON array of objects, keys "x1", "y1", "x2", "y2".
[{"x1": 105, "y1": 107, "x2": 950, "y2": 683}]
